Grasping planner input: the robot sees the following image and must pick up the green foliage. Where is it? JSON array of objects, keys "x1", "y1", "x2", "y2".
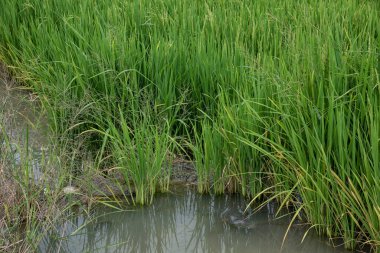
[
  {"x1": 104, "y1": 108, "x2": 175, "y2": 205},
  {"x1": 0, "y1": 0, "x2": 379, "y2": 250}
]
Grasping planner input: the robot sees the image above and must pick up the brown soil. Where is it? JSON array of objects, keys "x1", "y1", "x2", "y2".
[{"x1": 0, "y1": 167, "x2": 18, "y2": 225}]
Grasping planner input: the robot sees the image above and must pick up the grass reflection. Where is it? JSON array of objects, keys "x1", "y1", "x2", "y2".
[{"x1": 40, "y1": 188, "x2": 349, "y2": 253}]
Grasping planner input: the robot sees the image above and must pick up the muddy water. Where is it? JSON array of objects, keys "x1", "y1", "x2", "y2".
[
  {"x1": 40, "y1": 188, "x2": 350, "y2": 253},
  {"x1": 0, "y1": 68, "x2": 48, "y2": 181},
  {"x1": 0, "y1": 68, "x2": 47, "y2": 148}
]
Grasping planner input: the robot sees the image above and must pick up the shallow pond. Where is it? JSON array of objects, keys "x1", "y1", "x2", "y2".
[
  {"x1": 0, "y1": 71, "x2": 48, "y2": 181},
  {"x1": 40, "y1": 188, "x2": 350, "y2": 253}
]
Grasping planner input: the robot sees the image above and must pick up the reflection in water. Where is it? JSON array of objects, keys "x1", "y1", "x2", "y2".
[
  {"x1": 1, "y1": 74, "x2": 47, "y2": 182},
  {"x1": 40, "y1": 188, "x2": 349, "y2": 253}
]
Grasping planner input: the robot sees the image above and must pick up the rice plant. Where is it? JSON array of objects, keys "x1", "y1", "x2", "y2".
[{"x1": 0, "y1": 0, "x2": 379, "y2": 250}]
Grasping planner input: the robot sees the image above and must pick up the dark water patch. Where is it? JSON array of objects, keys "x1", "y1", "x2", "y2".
[
  {"x1": 0, "y1": 66, "x2": 48, "y2": 182},
  {"x1": 40, "y1": 188, "x2": 351, "y2": 253},
  {"x1": 0, "y1": 67, "x2": 47, "y2": 148}
]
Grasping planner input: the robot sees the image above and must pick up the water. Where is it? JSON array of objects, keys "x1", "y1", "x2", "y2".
[
  {"x1": 0, "y1": 69, "x2": 48, "y2": 181},
  {"x1": 0, "y1": 71, "x2": 47, "y2": 146},
  {"x1": 40, "y1": 188, "x2": 350, "y2": 253}
]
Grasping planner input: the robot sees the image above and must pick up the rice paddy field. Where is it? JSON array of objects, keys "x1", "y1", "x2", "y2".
[{"x1": 0, "y1": 0, "x2": 379, "y2": 251}]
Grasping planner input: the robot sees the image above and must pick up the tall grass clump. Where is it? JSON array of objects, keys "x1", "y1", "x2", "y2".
[
  {"x1": 0, "y1": 123, "x2": 75, "y2": 252},
  {"x1": 193, "y1": 87, "x2": 273, "y2": 196},
  {"x1": 0, "y1": 0, "x2": 379, "y2": 250},
  {"x1": 102, "y1": 109, "x2": 175, "y2": 205}
]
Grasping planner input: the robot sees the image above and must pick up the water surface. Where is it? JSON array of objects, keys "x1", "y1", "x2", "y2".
[
  {"x1": 40, "y1": 188, "x2": 350, "y2": 253},
  {"x1": 0, "y1": 71, "x2": 47, "y2": 181}
]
